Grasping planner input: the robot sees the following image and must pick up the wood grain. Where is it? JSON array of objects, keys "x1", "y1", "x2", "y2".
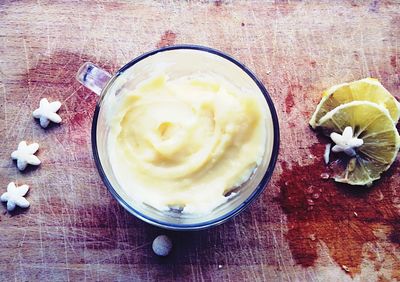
[{"x1": 0, "y1": 0, "x2": 399, "y2": 281}]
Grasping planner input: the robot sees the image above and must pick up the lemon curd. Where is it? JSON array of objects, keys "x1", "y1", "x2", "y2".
[{"x1": 107, "y1": 73, "x2": 267, "y2": 214}]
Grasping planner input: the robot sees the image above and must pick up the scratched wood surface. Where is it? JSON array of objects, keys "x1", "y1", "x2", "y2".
[{"x1": 0, "y1": 0, "x2": 399, "y2": 281}]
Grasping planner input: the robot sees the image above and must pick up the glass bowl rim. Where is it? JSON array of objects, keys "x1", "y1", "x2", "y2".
[{"x1": 91, "y1": 44, "x2": 280, "y2": 231}]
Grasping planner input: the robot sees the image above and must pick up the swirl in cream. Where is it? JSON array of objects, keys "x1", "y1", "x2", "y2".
[{"x1": 108, "y1": 74, "x2": 267, "y2": 214}]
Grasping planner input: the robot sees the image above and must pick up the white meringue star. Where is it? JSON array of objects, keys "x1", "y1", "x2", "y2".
[
  {"x1": 33, "y1": 98, "x2": 62, "y2": 128},
  {"x1": 330, "y1": 126, "x2": 363, "y2": 157},
  {"x1": 11, "y1": 141, "x2": 41, "y2": 171},
  {"x1": 1, "y1": 182, "x2": 30, "y2": 211}
]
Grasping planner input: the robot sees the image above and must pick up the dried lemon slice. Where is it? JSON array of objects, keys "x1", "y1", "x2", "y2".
[
  {"x1": 310, "y1": 78, "x2": 400, "y2": 128},
  {"x1": 317, "y1": 101, "x2": 400, "y2": 186}
]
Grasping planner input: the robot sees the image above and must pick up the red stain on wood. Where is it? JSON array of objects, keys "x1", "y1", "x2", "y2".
[
  {"x1": 156, "y1": 30, "x2": 177, "y2": 48},
  {"x1": 285, "y1": 84, "x2": 303, "y2": 114},
  {"x1": 390, "y1": 56, "x2": 397, "y2": 68},
  {"x1": 19, "y1": 51, "x2": 113, "y2": 147},
  {"x1": 277, "y1": 135, "x2": 400, "y2": 276},
  {"x1": 285, "y1": 89, "x2": 295, "y2": 114}
]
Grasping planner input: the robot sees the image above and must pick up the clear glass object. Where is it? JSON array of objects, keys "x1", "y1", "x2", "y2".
[{"x1": 76, "y1": 45, "x2": 280, "y2": 230}]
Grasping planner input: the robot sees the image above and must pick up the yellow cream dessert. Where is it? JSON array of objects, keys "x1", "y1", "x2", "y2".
[{"x1": 107, "y1": 73, "x2": 267, "y2": 214}]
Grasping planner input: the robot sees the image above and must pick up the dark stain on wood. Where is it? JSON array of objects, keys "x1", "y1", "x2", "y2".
[
  {"x1": 214, "y1": 0, "x2": 222, "y2": 7},
  {"x1": 353, "y1": 51, "x2": 360, "y2": 61},
  {"x1": 156, "y1": 30, "x2": 177, "y2": 48},
  {"x1": 276, "y1": 135, "x2": 400, "y2": 276},
  {"x1": 389, "y1": 226, "x2": 400, "y2": 244}
]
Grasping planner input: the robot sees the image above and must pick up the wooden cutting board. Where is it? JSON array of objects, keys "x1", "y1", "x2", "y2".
[{"x1": 0, "y1": 1, "x2": 399, "y2": 281}]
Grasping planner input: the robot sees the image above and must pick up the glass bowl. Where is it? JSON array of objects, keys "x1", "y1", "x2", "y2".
[{"x1": 78, "y1": 45, "x2": 280, "y2": 230}]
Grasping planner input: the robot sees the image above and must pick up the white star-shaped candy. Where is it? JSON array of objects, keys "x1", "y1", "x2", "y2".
[
  {"x1": 11, "y1": 141, "x2": 41, "y2": 171},
  {"x1": 1, "y1": 182, "x2": 30, "y2": 211},
  {"x1": 33, "y1": 98, "x2": 62, "y2": 128},
  {"x1": 330, "y1": 126, "x2": 363, "y2": 157}
]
